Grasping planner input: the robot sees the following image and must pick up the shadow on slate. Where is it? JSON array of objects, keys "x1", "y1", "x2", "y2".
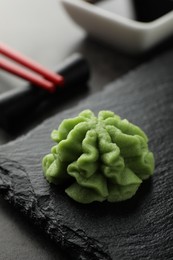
[{"x1": 0, "y1": 48, "x2": 173, "y2": 260}]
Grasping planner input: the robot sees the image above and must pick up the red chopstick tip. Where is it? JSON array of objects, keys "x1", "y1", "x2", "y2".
[
  {"x1": 35, "y1": 79, "x2": 56, "y2": 93},
  {"x1": 48, "y1": 84, "x2": 57, "y2": 93},
  {"x1": 48, "y1": 77, "x2": 64, "y2": 92},
  {"x1": 58, "y1": 76, "x2": 65, "y2": 87}
]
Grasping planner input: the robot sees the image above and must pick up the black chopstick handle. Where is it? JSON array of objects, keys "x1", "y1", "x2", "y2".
[{"x1": 0, "y1": 53, "x2": 90, "y2": 129}]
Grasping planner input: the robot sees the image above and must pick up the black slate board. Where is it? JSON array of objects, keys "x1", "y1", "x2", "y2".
[{"x1": 0, "y1": 49, "x2": 173, "y2": 260}]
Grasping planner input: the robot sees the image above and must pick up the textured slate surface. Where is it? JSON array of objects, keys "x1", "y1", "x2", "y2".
[{"x1": 0, "y1": 49, "x2": 173, "y2": 260}]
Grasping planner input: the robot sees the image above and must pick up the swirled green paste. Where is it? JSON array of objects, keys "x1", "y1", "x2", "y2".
[{"x1": 42, "y1": 110, "x2": 154, "y2": 203}]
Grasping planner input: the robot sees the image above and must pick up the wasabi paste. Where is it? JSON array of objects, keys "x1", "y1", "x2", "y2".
[{"x1": 42, "y1": 110, "x2": 154, "y2": 203}]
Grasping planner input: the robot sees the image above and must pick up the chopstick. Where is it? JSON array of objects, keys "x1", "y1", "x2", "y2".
[
  {"x1": 0, "y1": 58, "x2": 56, "y2": 92},
  {"x1": 0, "y1": 43, "x2": 64, "y2": 92},
  {"x1": 0, "y1": 53, "x2": 90, "y2": 131}
]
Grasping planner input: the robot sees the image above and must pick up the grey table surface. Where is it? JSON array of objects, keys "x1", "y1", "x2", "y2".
[{"x1": 0, "y1": 0, "x2": 172, "y2": 259}]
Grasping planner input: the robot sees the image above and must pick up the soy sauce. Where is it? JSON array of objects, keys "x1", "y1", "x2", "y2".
[{"x1": 92, "y1": 0, "x2": 173, "y2": 22}]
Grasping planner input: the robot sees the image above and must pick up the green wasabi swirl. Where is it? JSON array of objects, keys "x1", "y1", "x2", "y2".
[{"x1": 42, "y1": 110, "x2": 154, "y2": 203}]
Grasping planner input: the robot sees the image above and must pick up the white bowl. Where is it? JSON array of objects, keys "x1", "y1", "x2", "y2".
[{"x1": 61, "y1": 0, "x2": 173, "y2": 54}]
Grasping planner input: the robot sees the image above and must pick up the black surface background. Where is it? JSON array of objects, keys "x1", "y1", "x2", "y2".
[
  {"x1": 0, "y1": 0, "x2": 173, "y2": 259},
  {"x1": 0, "y1": 49, "x2": 173, "y2": 260}
]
